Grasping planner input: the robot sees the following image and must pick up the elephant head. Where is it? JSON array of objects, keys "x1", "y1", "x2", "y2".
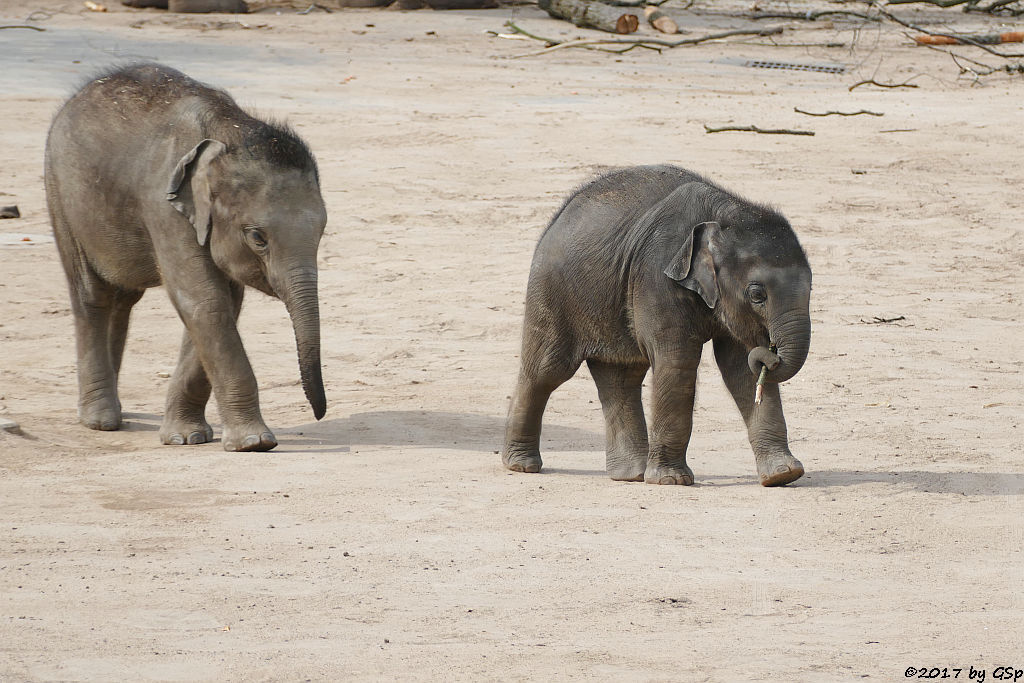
[
  {"x1": 665, "y1": 213, "x2": 811, "y2": 384},
  {"x1": 167, "y1": 137, "x2": 328, "y2": 419}
]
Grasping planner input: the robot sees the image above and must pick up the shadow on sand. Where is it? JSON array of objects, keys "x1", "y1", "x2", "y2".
[
  {"x1": 699, "y1": 469, "x2": 1024, "y2": 495},
  {"x1": 123, "y1": 411, "x2": 1023, "y2": 495}
]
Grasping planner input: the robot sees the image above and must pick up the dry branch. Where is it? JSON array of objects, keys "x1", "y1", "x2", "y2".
[
  {"x1": 794, "y1": 107, "x2": 884, "y2": 117},
  {"x1": 848, "y1": 78, "x2": 920, "y2": 90},
  {"x1": 508, "y1": 24, "x2": 784, "y2": 57},
  {"x1": 703, "y1": 124, "x2": 814, "y2": 136},
  {"x1": 886, "y1": 0, "x2": 1024, "y2": 14},
  {"x1": 0, "y1": 24, "x2": 46, "y2": 30}
]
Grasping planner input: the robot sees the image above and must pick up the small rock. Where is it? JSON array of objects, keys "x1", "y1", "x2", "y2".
[
  {"x1": 0, "y1": 418, "x2": 22, "y2": 434},
  {"x1": 0, "y1": 206, "x2": 20, "y2": 219}
]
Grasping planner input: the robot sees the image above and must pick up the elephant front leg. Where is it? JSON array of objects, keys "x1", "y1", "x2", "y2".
[
  {"x1": 645, "y1": 351, "x2": 701, "y2": 485},
  {"x1": 587, "y1": 360, "x2": 649, "y2": 481},
  {"x1": 160, "y1": 330, "x2": 215, "y2": 446},
  {"x1": 164, "y1": 274, "x2": 275, "y2": 452},
  {"x1": 713, "y1": 335, "x2": 803, "y2": 486}
]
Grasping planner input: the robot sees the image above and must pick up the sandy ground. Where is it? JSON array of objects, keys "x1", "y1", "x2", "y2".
[{"x1": 1, "y1": 0, "x2": 1022, "y2": 680}]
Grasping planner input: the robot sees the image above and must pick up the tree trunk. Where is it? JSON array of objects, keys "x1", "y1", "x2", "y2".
[{"x1": 538, "y1": 0, "x2": 640, "y2": 34}]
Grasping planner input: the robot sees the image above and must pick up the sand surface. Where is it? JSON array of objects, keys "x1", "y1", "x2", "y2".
[{"x1": 1, "y1": 1, "x2": 1022, "y2": 680}]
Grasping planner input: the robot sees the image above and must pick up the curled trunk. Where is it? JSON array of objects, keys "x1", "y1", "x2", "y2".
[{"x1": 747, "y1": 311, "x2": 811, "y2": 384}]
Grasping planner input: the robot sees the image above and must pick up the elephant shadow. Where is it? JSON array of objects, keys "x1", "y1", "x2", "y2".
[
  {"x1": 701, "y1": 469, "x2": 1024, "y2": 495},
  {"x1": 279, "y1": 409, "x2": 603, "y2": 457},
  {"x1": 125, "y1": 412, "x2": 1023, "y2": 495}
]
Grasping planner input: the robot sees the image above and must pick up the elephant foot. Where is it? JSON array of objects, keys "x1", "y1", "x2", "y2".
[
  {"x1": 756, "y1": 452, "x2": 804, "y2": 487},
  {"x1": 222, "y1": 424, "x2": 277, "y2": 452},
  {"x1": 159, "y1": 418, "x2": 214, "y2": 446},
  {"x1": 503, "y1": 444, "x2": 542, "y2": 473},
  {"x1": 607, "y1": 455, "x2": 645, "y2": 482},
  {"x1": 79, "y1": 399, "x2": 122, "y2": 431},
  {"x1": 644, "y1": 462, "x2": 694, "y2": 486}
]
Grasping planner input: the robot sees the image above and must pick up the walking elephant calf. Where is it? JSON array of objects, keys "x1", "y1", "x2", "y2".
[
  {"x1": 45, "y1": 63, "x2": 327, "y2": 451},
  {"x1": 503, "y1": 165, "x2": 811, "y2": 486}
]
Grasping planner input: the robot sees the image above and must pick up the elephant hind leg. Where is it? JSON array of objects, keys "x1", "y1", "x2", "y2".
[
  {"x1": 108, "y1": 288, "x2": 144, "y2": 375},
  {"x1": 66, "y1": 267, "x2": 135, "y2": 431},
  {"x1": 503, "y1": 333, "x2": 580, "y2": 474},
  {"x1": 588, "y1": 360, "x2": 649, "y2": 481}
]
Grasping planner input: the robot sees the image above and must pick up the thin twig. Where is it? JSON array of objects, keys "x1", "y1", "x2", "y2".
[
  {"x1": 297, "y1": 3, "x2": 332, "y2": 13},
  {"x1": 860, "y1": 315, "x2": 907, "y2": 324},
  {"x1": 704, "y1": 124, "x2": 815, "y2": 136},
  {"x1": 0, "y1": 24, "x2": 46, "y2": 31},
  {"x1": 510, "y1": 26, "x2": 784, "y2": 57},
  {"x1": 505, "y1": 20, "x2": 557, "y2": 47},
  {"x1": 794, "y1": 107, "x2": 884, "y2": 116},
  {"x1": 848, "y1": 78, "x2": 920, "y2": 90}
]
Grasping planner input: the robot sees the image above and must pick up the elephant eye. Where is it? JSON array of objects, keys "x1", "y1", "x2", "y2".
[
  {"x1": 244, "y1": 227, "x2": 267, "y2": 249},
  {"x1": 747, "y1": 283, "x2": 767, "y2": 304}
]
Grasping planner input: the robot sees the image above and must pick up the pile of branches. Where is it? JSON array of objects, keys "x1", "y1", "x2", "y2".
[{"x1": 887, "y1": 0, "x2": 1024, "y2": 16}]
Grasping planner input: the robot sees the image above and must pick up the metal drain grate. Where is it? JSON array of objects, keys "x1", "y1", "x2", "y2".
[{"x1": 744, "y1": 60, "x2": 846, "y2": 74}]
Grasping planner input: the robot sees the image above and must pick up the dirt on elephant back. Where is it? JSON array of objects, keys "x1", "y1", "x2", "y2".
[{"x1": 0, "y1": 0, "x2": 1021, "y2": 680}]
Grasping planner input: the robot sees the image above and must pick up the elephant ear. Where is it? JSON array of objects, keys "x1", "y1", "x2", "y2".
[
  {"x1": 166, "y1": 139, "x2": 226, "y2": 247},
  {"x1": 664, "y1": 220, "x2": 721, "y2": 309}
]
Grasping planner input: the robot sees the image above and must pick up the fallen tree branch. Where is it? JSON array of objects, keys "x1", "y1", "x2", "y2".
[
  {"x1": 0, "y1": 24, "x2": 46, "y2": 30},
  {"x1": 509, "y1": 25, "x2": 785, "y2": 57},
  {"x1": 716, "y1": 9, "x2": 878, "y2": 21},
  {"x1": 886, "y1": 0, "x2": 1024, "y2": 14},
  {"x1": 794, "y1": 107, "x2": 884, "y2": 117},
  {"x1": 848, "y1": 78, "x2": 920, "y2": 90},
  {"x1": 704, "y1": 124, "x2": 815, "y2": 136}
]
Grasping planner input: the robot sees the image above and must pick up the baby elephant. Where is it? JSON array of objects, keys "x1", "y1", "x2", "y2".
[
  {"x1": 45, "y1": 63, "x2": 327, "y2": 451},
  {"x1": 503, "y1": 165, "x2": 811, "y2": 486}
]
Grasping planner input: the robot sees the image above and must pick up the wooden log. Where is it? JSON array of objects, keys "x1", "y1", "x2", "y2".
[
  {"x1": 913, "y1": 31, "x2": 1024, "y2": 45},
  {"x1": 644, "y1": 5, "x2": 677, "y2": 34},
  {"x1": 167, "y1": 0, "x2": 248, "y2": 11},
  {"x1": 539, "y1": 0, "x2": 640, "y2": 34}
]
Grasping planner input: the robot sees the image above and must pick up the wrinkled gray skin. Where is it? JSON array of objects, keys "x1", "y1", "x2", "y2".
[
  {"x1": 45, "y1": 63, "x2": 327, "y2": 452},
  {"x1": 503, "y1": 165, "x2": 811, "y2": 486}
]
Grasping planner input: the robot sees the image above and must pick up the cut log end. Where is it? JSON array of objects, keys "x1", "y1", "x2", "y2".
[
  {"x1": 616, "y1": 13, "x2": 639, "y2": 34},
  {"x1": 644, "y1": 6, "x2": 678, "y2": 34}
]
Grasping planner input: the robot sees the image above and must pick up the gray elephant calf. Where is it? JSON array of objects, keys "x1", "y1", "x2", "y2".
[
  {"x1": 503, "y1": 165, "x2": 811, "y2": 486},
  {"x1": 46, "y1": 63, "x2": 327, "y2": 451}
]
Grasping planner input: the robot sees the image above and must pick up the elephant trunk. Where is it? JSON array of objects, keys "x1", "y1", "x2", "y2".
[
  {"x1": 747, "y1": 310, "x2": 811, "y2": 384},
  {"x1": 278, "y1": 265, "x2": 327, "y2": 420}
]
